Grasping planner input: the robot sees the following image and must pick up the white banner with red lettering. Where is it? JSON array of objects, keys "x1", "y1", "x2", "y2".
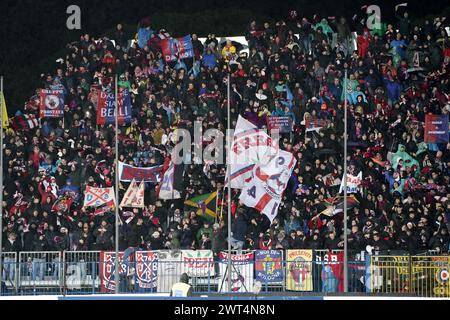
[
  {"x1": 218, "y1": 251, "x2": 254, "y2": 293},
  {"x1": 181, "y1": 250, "x2": 214, "y2": 277}
]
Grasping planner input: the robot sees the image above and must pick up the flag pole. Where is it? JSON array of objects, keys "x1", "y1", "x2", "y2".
[
  {"x1": 114, "y1": 74, "x2": 120, "y2": 294},
  {"x1": 226, "y1": 72, "x2": 232, "y2": 292},
  {"x1": 0, "y1": 76, "x2": 4, "y2": 295},
  {"x1": 343, "y1": 69, "x2": 348, "y2": 293}
]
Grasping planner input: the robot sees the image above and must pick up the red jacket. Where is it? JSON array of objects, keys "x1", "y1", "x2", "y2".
[
  {"x1": 357, "y1": 34, "x2": 371, "y2": 59},
  {"x1": 308, "y1": 216, "x2": 324, "y2": 231}
]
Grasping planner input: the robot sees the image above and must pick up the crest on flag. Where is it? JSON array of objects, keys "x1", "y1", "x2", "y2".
[
  {"x1": 83, "y1": 186, "x2": 116, "y2": 208},
  {"x1": 135, "y1": 251, "x2": 158, "y2": 292},
  {"x1": 39, "y1": 89, "x2": 64, "y2": 118},
  {"x1": 120, "y1": 179, "x2": 145, "y2": 208}
]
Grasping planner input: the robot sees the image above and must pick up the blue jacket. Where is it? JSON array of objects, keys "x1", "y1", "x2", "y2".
[
  {"x1": 202, "y1": 53, "x2": 217, "y2": 69},
  {"x1": 385, "y1": 79, "x2": 401, "y2": 102},
  {"x1": 232, "y1": 215, "x2": 248, "y2": 241},
  {"x1": 329, "y1": 83, "x2": 342, "y2": 102},
  {"x1": 390, "y1": 39, "x2": 406, "y2": 59}
]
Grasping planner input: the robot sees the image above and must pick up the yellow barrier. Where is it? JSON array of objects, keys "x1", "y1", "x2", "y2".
[{"x1": 370, "y1": 256, "x2": 450, "y2": 297}]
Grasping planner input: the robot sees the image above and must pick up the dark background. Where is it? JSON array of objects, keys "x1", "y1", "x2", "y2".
[{"x1": 1, "y1": 0, "x2": 449, "y2": 114}]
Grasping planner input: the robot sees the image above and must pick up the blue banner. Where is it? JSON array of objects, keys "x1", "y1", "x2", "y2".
[
  {"x1": 97, "y1": 88, "x2": 132, "y2": 125},
  {"x1": 255, "y1": 250, "x2": 283, "y2": 283}
]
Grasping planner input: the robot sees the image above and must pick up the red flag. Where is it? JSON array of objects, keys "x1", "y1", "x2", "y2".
[{"x1": 52, "y1": 196, "x2": 73, "y2": 213}]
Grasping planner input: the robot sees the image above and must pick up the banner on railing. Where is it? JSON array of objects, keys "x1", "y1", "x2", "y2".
[
  {"x1": 320, "y1": 251, "x2": 344, "y2": 292},
  {"x1": 181, "y1": 250, "x2": 214, "y2": 277},
  {"x1": 430, "y1": 256, "x2": 450, "y2": 297},
  {"x1": 157, "y1": 250, "x2": 182, "y2": 293},
  {"x1": 99, "y1": 252, "x2": 129, "y2": 293},
  {"x1": 218, "y1": 251, "x2": 254, "y2": 293},
  {"x1": 286, "y1": 249, "x2": 313, "y2": 291},
  {"x1": 255, "y1": 250, "x2": 283, "y2": 283},
  {"x1": 135, "y1": 251, "x2": 158, "y2": 292}
]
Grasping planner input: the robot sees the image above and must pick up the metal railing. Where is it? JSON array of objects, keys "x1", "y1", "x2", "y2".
[{"x1": 1, "y1": 250, "x2": 448, "y2": 297}]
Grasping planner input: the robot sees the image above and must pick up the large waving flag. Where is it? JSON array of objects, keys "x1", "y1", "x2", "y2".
[
  {"x1": 9, "y1": 113, "x2": 39, "y2": 131},
  {"x1": 184, "y1": 192, "x2": 217, "y2": 222},
  {"x1": 240, "y1": 150, "x2": 296, "y2": 223},
  {"x1": 137, "y1": 27, "x2": 154, "y2": 49},
  {"x1": 119, "y1": 179, "x2": 145, "y2": 208},
  {"x1": 225, "y1": 115, "x2": 279, "y2": 189}
]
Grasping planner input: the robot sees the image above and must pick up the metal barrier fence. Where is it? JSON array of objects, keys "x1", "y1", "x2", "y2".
[
  {"x1": 1, "y1": 251, "x2": 449, "y2": 297},
  {"x1": 370, "y1": 255, "x2": 450, "y2": 298}
]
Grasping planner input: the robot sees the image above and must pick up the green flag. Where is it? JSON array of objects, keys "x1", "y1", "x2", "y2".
[{"x1": 184, "y1": 192, "x2": 217, "y2": 222}]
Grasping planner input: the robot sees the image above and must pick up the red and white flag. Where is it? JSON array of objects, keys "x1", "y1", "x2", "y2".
[
  {"x1": 158, "y1": 159, "x2": 181, "y2": 200},
  {"x1": 94, "y1": 205, "x2": 113, "y2": 216},
  {"x1": 10, "y1": 113, "x2": 39, "y2": 130},
  {"x1": 51, "y1": 196, "x2": 73, "y2": 213},
  {"x1": 239, "y1": 150, "x2": 296, "y2": 223},
  {"x1": 83, "y1": 186, "x2": 116, "y2": 208},
  {"x1": 119, "y1": 179, "x2": 145, "y2": 208},
  {"x1": 225, "y1": 115, "x2": 279, "y2": 189},
  {"x1": 24, "y1": 114, "x2": 39, "y2": 129}
]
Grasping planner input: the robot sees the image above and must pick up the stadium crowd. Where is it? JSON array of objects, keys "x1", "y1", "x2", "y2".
[{"x1": 2, "y1": 10, "x2": 450, "y2": 260}]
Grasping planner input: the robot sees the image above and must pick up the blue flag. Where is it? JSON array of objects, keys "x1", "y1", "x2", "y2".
[{"x1": 138, "y1": 28, "x2": 153, "y2": 49}]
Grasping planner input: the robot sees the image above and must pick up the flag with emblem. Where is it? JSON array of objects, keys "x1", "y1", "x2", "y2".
[
  {"x1": 39, "y1": 89, "x2": 64, "y2": 118},
  {"x1": 184, "y1": 192, "x2": 217, "y2": 222},
  {"x1": 51, "y1": 196, "x2": 73, "y2": 213},
  {"x1": 83, "y1": 186, "x2": 116, "y2": 208}
]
